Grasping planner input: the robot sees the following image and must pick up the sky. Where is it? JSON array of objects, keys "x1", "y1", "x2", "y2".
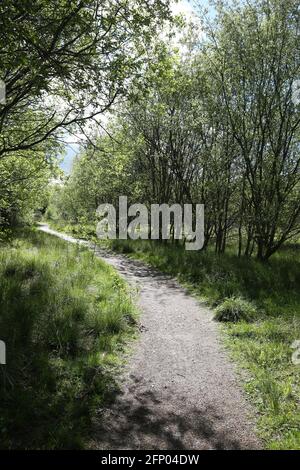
[
  {"x1": 60, "y1": 141, "x2": 80, "y2": 174},
  {"x1": 59, "y1": 0, "x2": 207, "y2": 174},
  {"x1": 172, "y1": 0, "x2": 195, "y2": 16}
]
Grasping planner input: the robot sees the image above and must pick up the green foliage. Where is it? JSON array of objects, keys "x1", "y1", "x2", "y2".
[
  {"x1": 205, "y1": 0, "x2": 300, "y2": 258},
  {"x1": 0, "y1": 149, "x2": 57, "y2": 237},
  {"x1": 55, "y1": 0, "x2": 300, "y2": 260},
  {"x1": 0, "y1": 229, "x2": 137, "y2": 449},
  {"x1": 214, "y1": 297, "x2": 257, "y2": 323},
  {"x1": 0, "y1": 0, "x2": 173, "y2": 233},
  {"x1": 0, "y1": 0, "x2": 172, "y2": 157},
  {"x1": 46, "y1": 135, "x2": 136, "y2": 225}
]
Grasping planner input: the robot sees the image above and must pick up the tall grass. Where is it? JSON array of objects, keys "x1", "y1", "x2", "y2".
[
  {"x1": 110, "y1": 239, "x2": 300, "y2": 316},
  {"x1": 0, "y1": 229, "x2": 137, "y2": 449}
]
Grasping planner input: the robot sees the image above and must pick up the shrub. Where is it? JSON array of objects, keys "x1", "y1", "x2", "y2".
[{"x1": 214, "y1": 296, "x2": 257, "y2": 322}]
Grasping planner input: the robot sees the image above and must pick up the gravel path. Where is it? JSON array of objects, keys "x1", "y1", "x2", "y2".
[{"x1": 38, "y1": 224, "x2": 261, "y2": 450}]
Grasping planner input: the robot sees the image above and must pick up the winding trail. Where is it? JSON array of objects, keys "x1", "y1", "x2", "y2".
[{"x1": 38, "y1": 223, "x2": 261, "y2": 450}]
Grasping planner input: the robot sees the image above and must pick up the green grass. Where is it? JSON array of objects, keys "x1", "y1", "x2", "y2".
[
  {"x1": 0, "y1": 229, "x2": 137, "y2": 449},
  {"x1": 45, "y1": 222, "x2": 300, "y2": 449},
  {"x1": 223, "y1": 320, "x2": 300, "y2": 449},
  {"x1": 214, "y1": 296, "x2": 258, "y2": 323}
]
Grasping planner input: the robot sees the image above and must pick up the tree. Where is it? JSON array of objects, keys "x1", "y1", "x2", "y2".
[
  {"x1": 52, "y1": 0, "x2": 300, "y2": 261},
  {"x1": 0, "y1": 0, "x2": 172, "y2": 158},
  {"x1": 204, "y1": 0, "x2": 300, "y2": 259},
  {"x1": 47, "y1": 130, "x2": 135, "y2": 225},
  {"x1": 0, "y1": 1, "x2": 173, "y2": 234}
]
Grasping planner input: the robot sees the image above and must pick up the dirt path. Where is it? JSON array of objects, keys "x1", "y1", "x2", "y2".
[{"x1": 38, "y1": 224, "x2": 261, "y2": 450}]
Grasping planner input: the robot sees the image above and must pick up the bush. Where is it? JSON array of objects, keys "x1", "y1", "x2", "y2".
[{"x1": 214, "y1": 296, "x2": 257, "y2": 323}]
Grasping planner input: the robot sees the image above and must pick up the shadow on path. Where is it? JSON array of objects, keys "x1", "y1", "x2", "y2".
[{"x1": 92, "y1": 374, "x2": 246, "y2": 450}]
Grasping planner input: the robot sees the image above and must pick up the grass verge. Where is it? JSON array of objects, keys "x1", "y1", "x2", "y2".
[{"x1": 0, "y1": 228, "x2": 137, "y2": 449}]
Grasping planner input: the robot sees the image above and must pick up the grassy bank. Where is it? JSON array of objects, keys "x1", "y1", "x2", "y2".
[
  {"x1": 0, "y1": 229, "x2": 137, "y2": 449},
  {"x1": 47, "y1": 221, "x2": 300, "y2": 449}
]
